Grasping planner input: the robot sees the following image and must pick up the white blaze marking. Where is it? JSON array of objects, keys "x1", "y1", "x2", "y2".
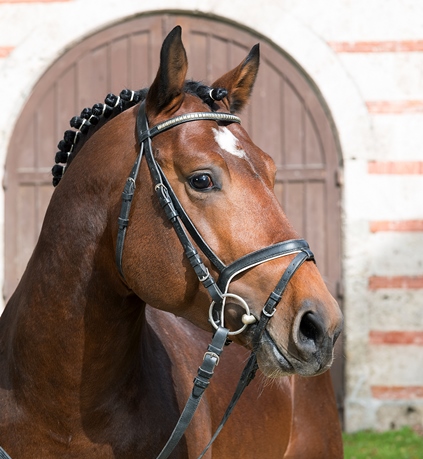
[{"x1": 212, "y1": 127, "x2": 245, "y2": 158}]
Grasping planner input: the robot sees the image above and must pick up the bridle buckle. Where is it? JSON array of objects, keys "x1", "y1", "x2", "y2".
[
  {"x1": 199, "y1": 267, "x2": 210, "y2": 282},
  {"x1": 203, "y1": 351, "x2": 220, "y2": 366},
  {"x1": 262, "y1": 306, "x2": 277, "y2": 318}
]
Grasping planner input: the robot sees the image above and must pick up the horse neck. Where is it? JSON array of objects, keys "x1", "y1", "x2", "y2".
[{"x1": 0, "y1": 165, "x2": 149, "y2": 419}]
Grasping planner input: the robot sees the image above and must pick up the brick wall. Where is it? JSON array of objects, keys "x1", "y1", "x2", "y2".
[
  {"x1": 0, "y1": 0, "x2": 422, "y2": 432},
  {"x1": 326, "y1": 30, "x2": 423, "y2": 430}
]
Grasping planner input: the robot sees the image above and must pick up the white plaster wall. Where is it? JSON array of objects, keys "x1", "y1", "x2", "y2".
[
  {"x1": 369, "y1": 291, "x2": 423, "y2": 330},
  {"x1": 1, "y1": 0, "x2": 423, "y2": 432},
  {"x1": 372, "y1": 115, "x2": 423, "y2": 161}
]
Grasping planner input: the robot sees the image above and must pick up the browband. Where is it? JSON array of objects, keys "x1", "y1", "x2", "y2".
[{"x1": 138, "y1": 111, "x2": 241, "y2": 143}]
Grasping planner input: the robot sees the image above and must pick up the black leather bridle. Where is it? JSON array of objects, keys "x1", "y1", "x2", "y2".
[{"x1": 116, "y1": 101, "x2": 315, "y2": 459}]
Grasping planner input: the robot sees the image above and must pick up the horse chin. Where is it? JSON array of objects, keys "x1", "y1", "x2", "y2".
[
  {"x1": 256, "y1": 330, "x2": 333, "y2": 378},
  {"x1": 256, "y1": 331, "x2": 295, "y2": 377}
]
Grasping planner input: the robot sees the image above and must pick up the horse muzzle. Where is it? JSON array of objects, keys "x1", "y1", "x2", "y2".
[{"x1": 257, "y1": 300, "x2": 343, "y2": 377}]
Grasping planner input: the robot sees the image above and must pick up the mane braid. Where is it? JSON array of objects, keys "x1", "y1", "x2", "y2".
[{"x1": 51, "y1": 83, "x2": 227, "y2": 186}]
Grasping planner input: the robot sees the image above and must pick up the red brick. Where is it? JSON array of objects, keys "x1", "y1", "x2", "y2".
[
  {"x1": 369, "y1": 276, "x2": 423, "y2": 290},
  {"x1": 370, "y1": 330, "x2": 423, "y2": 345},
  {"x1": 366, "y1": 100, "x2": 423, "y2": 114},
  {"x1": 372, "y1": 386, "x2": 423, "y2": 400},
  {"x1": 370, "y1": 220, "x2": 423, "y2": 232},
  {"x1": 328, "y1": 40, "x2": 423, "y2": 53},
  {"x1": 0, "y1": 47, "x2": 14, "y2": 58},
  {"x1": 368, "y1": 161, "x2": 423, "y2": 174}
]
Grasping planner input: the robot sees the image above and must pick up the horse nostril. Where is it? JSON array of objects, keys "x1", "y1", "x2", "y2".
[
  {"x1": 291, "y1": 304, "x2": 342, "y2": 371},
  {"x1": 299, "y1": 312, "x2": 322, "y2": 345}
]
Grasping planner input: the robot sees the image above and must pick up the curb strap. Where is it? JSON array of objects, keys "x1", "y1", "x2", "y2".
[
  {"x1": 156, "y1": 326, "x2": 229, "y2": 459},
  {"x1": 0, "y1": 447, "x2": 12, "y2": 459}
]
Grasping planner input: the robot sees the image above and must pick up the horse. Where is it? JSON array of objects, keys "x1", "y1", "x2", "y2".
[{"x1": 0, "y1": 26, "x2": 343, "y2": 458}]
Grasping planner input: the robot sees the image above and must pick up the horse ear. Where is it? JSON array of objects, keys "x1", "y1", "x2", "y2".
[
  {"x1": 146, "y1": 26, "x2": 188, "y2": 116},
  {"x1": 211, "y1": 44, "x2": 260, "y2": 113}
]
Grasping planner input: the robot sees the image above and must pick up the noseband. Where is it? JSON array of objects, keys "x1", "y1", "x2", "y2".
[{"x1": 116, "y1": 101, "x2": 315, "y2": 459}]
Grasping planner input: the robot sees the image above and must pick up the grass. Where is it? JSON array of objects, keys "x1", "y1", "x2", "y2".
[{"x1": 343, "y1": 426, "x2": 423, "y2": 459}]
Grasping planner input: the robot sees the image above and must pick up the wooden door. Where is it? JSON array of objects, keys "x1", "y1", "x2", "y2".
[{"x1": 5, "y1": 13, "x2": 344, "y2": 419}]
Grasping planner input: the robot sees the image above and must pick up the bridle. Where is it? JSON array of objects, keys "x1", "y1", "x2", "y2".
[
  {"x1": 0, "y1": 101, "x2": 316, "y2": 459},
  {"x1": 116, "y1": 101, "x2": 315, "y2": 458}
]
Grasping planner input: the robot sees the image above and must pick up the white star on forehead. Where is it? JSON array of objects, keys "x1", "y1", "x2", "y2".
[{"x1": 212, "y1": 127, "x2": 246, "y2": 158}]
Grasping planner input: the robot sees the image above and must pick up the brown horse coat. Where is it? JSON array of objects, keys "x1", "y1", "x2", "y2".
[{"x1": 0, "y1": 26, "x2": 343, "y2": 458}]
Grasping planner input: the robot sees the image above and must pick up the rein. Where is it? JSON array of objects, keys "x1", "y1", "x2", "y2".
[
  {"x1": 0, "y1": 448, "x2": 11, "y2": 459},
  {"x1": 116, "y1": 101, "x2": 315, "y2": 458}
]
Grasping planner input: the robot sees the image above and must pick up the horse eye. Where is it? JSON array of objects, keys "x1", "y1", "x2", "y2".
[{"x1": 189, "y1": 174, "x2": 214, "y2": 190}]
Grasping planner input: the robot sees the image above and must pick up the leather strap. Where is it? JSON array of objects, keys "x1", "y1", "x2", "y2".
[
  {"x1": 115, "y1": 143, "x2": 144, "y2": 277},
  {"x1": 252, "y1": 248, "x2": 314, "y2": 349},
  {"x1": 116, "y1": 102, "x2": 239, "y2": 281},
  {"x1": 156, "y1": 163, "x2": 226, "y2": 273},
  {"x1": 136, "y1": 103, "x2": 228, "y2": 272},
  {"x1": 137, "y1": 102, "x2": 225, "y2": 305},
  {"x1": 0, "y1": 447, "x2": 12, "y2": 459},
  {"x1": 197, "y1": 352, "x2": 258, "y2": 458},
  {"x1": 217, "y1": 239, "x2": 311, "y2": 292},
  {"x1": 138, "y1": 111, "x2": 240, "y2": 144},
  {"x1": 156, "y1": 327, "x2": 229, "y2": 459}
]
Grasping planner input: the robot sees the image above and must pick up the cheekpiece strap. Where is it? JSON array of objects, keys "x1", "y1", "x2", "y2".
[
  {"x1": 156, "y1": 162, "x2": 226, "y2": 273},
  {"x1": 136, "y1": 102, "x2": 227, "y2": 305},
  {"x1": 115, "y1": 143, "x2": 144, "y2": 278}
]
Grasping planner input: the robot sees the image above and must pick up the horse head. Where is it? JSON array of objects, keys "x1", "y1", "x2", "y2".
[
  {"x1": 0, "y1": 25, "x2": 344, "y2": 459},
  {"x1": 108, "y1": 26, "x2": 343, "y2": 378}
]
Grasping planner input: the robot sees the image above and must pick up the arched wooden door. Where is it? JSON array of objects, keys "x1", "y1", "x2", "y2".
[{"x1": 4, "y1": 13, "x2": 344, "y2": 418}]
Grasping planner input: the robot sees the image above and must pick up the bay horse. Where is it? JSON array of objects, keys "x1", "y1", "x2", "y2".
[{"x1": 0, "y1": 26, "x2": 343, "y2": 458}]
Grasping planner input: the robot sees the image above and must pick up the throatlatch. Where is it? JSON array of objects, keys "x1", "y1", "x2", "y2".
[{"x1": 116, "y1": 101, "x2": 315, "y2": 459}]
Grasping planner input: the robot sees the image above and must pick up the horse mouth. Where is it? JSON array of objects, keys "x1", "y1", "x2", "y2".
[
  {"x1": 257, "y1": 328, "x2": 333, "y2": 377},
  {"x1": 257, "y1": 330, "x2": 295, "y2": 376}
]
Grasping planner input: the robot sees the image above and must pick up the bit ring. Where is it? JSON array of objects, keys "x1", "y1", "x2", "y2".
[{"x1": 209, "y1": 293, "x2": 256, "y2": 336}]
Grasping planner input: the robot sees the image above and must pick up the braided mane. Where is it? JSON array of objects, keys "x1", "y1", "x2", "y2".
[{"x1": 51, "y1": 82, "x2": 228, "y2": 186}]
